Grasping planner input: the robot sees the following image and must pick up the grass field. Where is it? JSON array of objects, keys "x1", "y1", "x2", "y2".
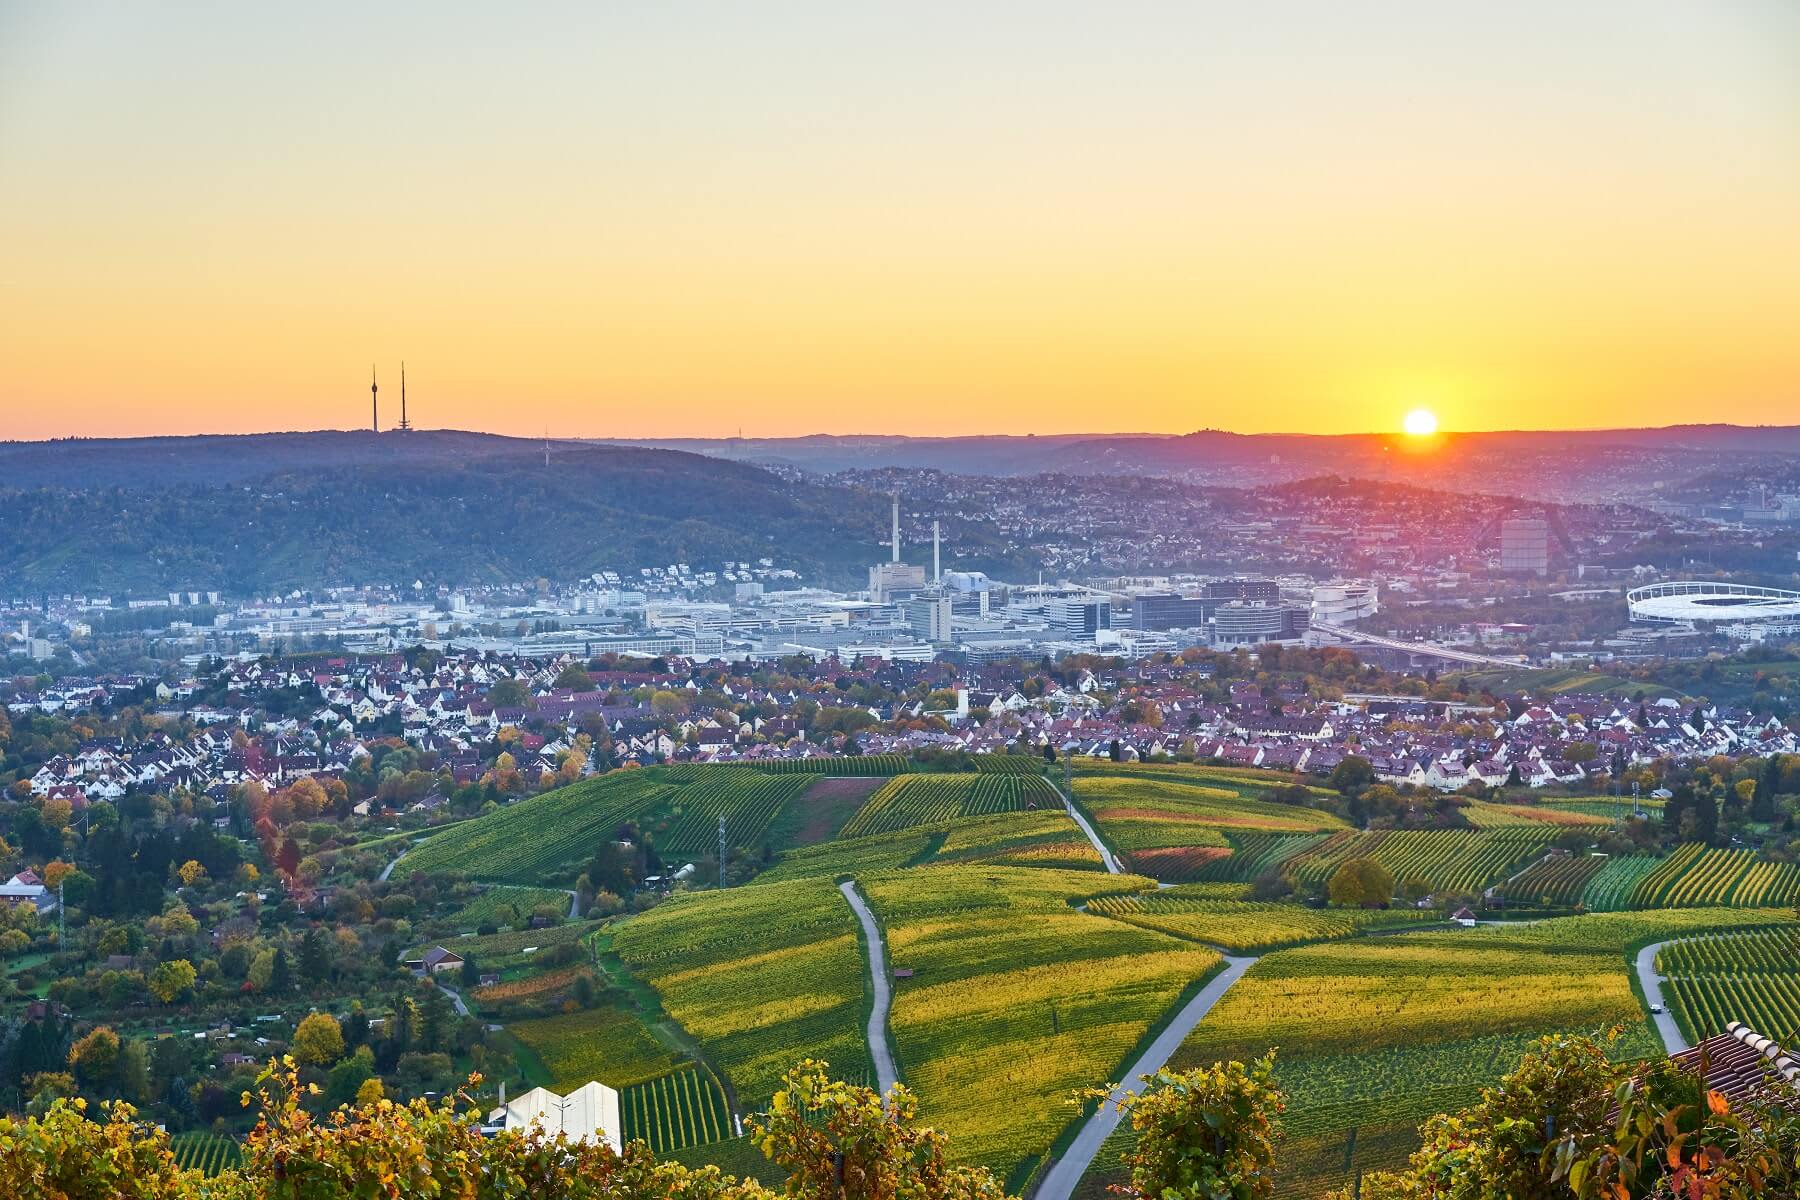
[
  {"x1": 608, "y1": 875, "x2": 870, "y2": 1108},
  {"x1": 1446, "y1": 667, "x2": 1676, "y2": 698},
  {"x1": 862, "y1": 866, "x2": 1219, "y2": 1181}
]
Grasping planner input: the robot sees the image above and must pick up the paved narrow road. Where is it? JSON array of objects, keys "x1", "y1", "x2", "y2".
[
  {"x1": 1636, "y1": 941, "x2": 1688, "y2": 1054},
  {"x1": 1035, "y1": 955, "x2": 1259, "y2": 1200},
  {"x1": 1065, "y1": 800, "x2": 1123, "y2": 874},
  {"x1": 838, "y1": 880, "x2": 900, "y2": 1094},
  {"x1": 437, "y1": 982, "x2": 470, "y2": 1017},
  {"x1": 378, "y1": 850, "x2": 407, "y2": 882}
]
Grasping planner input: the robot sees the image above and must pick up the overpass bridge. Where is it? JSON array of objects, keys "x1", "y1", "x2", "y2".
[{"x1": 1309, "y1": 622, "x2": 1529, "y2": 669}]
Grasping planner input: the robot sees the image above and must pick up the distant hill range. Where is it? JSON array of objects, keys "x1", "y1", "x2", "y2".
[
  {"x1": 612, "y1": 420, "x2": 1800, "y2": 482},
  {"x1": 0, "y1": 432, "x2": 916, "y2": 595},
  {"x1": 611, "y1": 424, "x2": 1800, "y2": 496}
]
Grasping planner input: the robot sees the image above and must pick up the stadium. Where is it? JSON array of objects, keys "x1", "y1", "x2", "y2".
[{"x1": 1627, "y1": 581, "x2": 1800, "y2": 625}]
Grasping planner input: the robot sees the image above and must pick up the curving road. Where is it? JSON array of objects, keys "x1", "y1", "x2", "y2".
[
  {"x1": 839, "y1": 880, "x2": 900, "y2": 1094},
  {"x1": 1636, "y1": 941, "x2": 1688, "y2": 1054},
  {"x1": 1065, "y1": 800, "x2": 1123, "y2": 875},
  {"x1": 1035, "y1": 955, "x2": 1260, "y2": 1200}
]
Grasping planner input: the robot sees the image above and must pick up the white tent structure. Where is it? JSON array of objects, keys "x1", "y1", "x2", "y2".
[{"x1": 487, "y1": 1081, "x2": 622, "y2": 1152}]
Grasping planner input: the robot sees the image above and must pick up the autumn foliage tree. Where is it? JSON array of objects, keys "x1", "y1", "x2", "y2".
[
  {"x1": 1098, "y1": 1055, "x2": 1284, "y2": 1200},
  {"x1": 749, "y1": 1061, "x2": 1009, "y2": 1200}
]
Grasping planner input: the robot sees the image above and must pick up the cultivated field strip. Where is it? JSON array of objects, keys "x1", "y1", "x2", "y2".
[{"x1": 840, "y1": 773, "x2": 1060, "y2": 838}]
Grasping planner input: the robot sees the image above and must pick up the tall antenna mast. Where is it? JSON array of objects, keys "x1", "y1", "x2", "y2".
[
  {"x1": 399, "y1": 362, "x2": 410, "y2": 432},
  {"x1": 370, "y1": 365, "x2": 379, "y2": 432}
]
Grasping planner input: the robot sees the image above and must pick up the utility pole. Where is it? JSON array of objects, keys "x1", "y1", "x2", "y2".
[{"x1": 719, "y1": 815, "x2": 727, "y2": 889}]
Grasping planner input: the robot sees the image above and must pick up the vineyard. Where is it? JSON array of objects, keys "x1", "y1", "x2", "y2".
[
  {"x1": 401, "y1": 771, "x2": 674, "y2": 882},
  {"x1": 754, "y1": 810, "x2": 1098, "y2": 881},
  {"x1": 620, "y1": 1066, "x2": 734, "y2": 1153},
  {"x1": 1074, "y1": 772, "x2": 1341, "y2": 883},
  {"x1": 1185, "y1": 833, "x2": 1331, "y2": 883},
  {"x1": 1120, "y1": 845, "x2": 1234, "y2": 882},
  {"x1": 402, "y1": 767, "x2": 829, "y2": 881},
  {"x1": 1581, "y1": 854, "x2": 1661, "y2": 911},
  {"x1": 1658, "y1": 926, "x2": 1800, "y2": 1042},
  {"x1": 1084, "y1": 895, "x2": 1439, "y2": 952},
  {"x1": 509, "y1": 1003, "x2": 687, "y2": 1091},
  {"x1": 170, "y1": 1132, "x2": 240, "y2": 1176},
  {"x1": 974, "y1": 755, "x2": 1049, "y2": 774},
  {"x1": 1625, "y1": 843, "x2": 1800, "y2": 909},
  {"x1": 724, "y1": 755, "x2": 910, "y2": 776},
  {"x1": 1460, "y1": 799, "x2": 1606, "y2": 828},
  {"x1": 863, "y1": 866, "x2": 1214, "y2": 1178},
  {"x1": 839, "y1": 774, "x2": 1061, "y2": 838},
  {"x1": 1280, "y1": 828, "x2": 1554, "y2": 896},
  {"x1": 608, "y1": 875, "x2": 871, "y2": 1108},
  {"x1": 1501, "y1": 853, "x2": 1607, "y2": 906},
  {"x1": 1165, "y1": 909, "x2": 1785, "y2": 1199},
  {"x1": 643, "y1": 772, "x2": 816, "y2": 856}
]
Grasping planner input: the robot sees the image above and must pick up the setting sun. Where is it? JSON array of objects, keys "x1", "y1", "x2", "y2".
[{"x1": 1402, "y1": 408, "x2": 1439, "y2": 437}]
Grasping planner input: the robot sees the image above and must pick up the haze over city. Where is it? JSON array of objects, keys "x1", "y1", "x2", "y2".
[{"x1": 3, "y1": 1, "x2": 1798, "y2": 439}]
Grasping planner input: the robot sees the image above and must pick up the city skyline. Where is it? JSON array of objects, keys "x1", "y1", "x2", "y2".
[{"x1": 3, "y1": 1, "x2": 1798, "y2": 440}]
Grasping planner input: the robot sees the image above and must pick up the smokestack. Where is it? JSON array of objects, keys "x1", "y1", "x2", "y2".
[
  {"x1": 891, "y1": 496, "x2": 901, "y2": 563},
  {"x1": 933, "y1": 520, "x2": 941, "y2": 583}
]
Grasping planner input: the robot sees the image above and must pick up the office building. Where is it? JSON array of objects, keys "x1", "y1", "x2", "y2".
[
  {"x1": 1500, "y1": 519, "x2": 1550, "y2": 577},
  {"x1": 905, "y1": 593, "x2": 955, "y2": 643},
  {"x1": 1131, "y1": 592, "x2": 1210, "y2": 631},
  {"x1": 1049, "y1": 599, "x2": 1112, "y2": 638},
  {"x1": 1204, "y1": 578, "x2": 1280, "y2": 603}
]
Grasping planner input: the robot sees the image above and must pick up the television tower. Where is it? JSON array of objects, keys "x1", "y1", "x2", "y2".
[
  {"x1": 370, "y1": 365, "x2": 379, "y2": 432},
  {"x1": 398, "y1": 362, "x2": 411, "y2": 432}
]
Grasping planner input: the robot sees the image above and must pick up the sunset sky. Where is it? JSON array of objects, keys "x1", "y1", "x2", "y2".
[{"x1": 2, "y1": 2, "x2": 1797, "y2": 440}]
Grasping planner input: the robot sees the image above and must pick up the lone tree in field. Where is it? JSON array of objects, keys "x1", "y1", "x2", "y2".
[{"x1": 1327, "y1": 857, "x2": 1394, "y2": 908}]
